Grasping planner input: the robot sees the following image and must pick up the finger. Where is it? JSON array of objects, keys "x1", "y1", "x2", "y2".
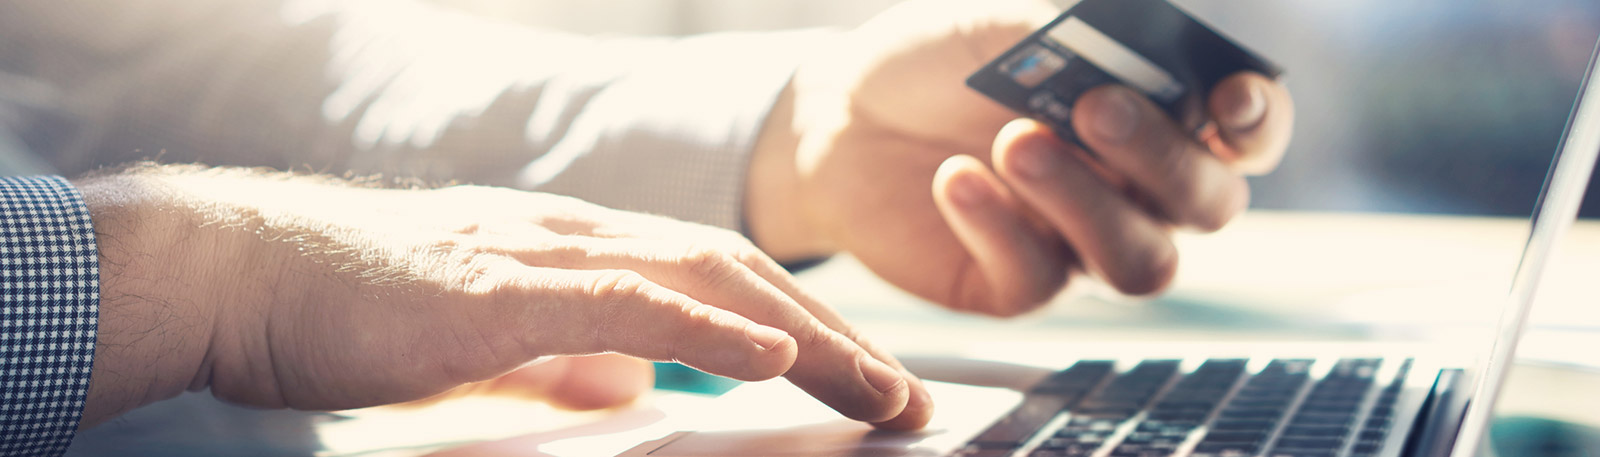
[
  {"x1": 1207, "y1": 72, "x2": 1296, "y2": 175},
  {"x1": 507, "y1": 241, "x2": 914, "y2": 424},
  {"x1": 994, "y1": 118, "x2": 1178, "y2": 295},
  {"x1": 732, "y1": 251, "x2": 935, "y2": 430},
  {"x1": 931, "y1": 154, "x2": 1073, "y2": 316},
  {"x1": 489, "y1": 354, "x2": 655, "y2": 411},
  {"x1": 1073, "y1": 85, "x2": 1251, "y2": 232},
  {"x1": 407, "y1": 354, "x2": 654, "y2": 411},
  {"x1": 523, "y1": 268, "x2": 799, "y2": 383}
]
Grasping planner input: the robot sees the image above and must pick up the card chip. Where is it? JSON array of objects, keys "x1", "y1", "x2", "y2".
[{"x1": 1000, "y1": 44, "x2": 1068, "y2": 88}]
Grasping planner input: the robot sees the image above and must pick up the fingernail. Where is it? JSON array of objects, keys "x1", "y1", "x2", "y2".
[
  {"x1": 1088, "y1": 88, "x2": 1140, "y2": 143},
  {"x1": 948, "y1": 173, "x2": 990, "y2": 207},
  {"x1": 1013, "y1": 137, "x2": 1059, "y2": 180},
  {"x1": 859, "y1": 356, "x2": 906, "y2": 395},
  {"x1": 745, "y1": 325, "x2": 788, "y2": 351},
  {"x1": 1220, "y1": 82, "x2": 1266, "y2": 131}
]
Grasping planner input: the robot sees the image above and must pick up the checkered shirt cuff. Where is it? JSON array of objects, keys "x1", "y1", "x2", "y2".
[{"x1": 0, "y1": 176, "x2": 98, "y2": 457}]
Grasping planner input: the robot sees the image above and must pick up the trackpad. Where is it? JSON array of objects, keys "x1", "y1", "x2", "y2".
[{"x1": 635, "y1": 381, "x2": 1020, "y2": 457}]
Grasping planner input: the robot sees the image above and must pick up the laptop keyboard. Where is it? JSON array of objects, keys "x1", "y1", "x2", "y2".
[{"x1": 952, "y1": 358, "x2": 1414, "y2": 457}]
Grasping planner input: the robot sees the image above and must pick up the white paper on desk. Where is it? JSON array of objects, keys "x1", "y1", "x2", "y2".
[{"x1": 543, "y1": 380, "x2": 1020, "y2": 457}]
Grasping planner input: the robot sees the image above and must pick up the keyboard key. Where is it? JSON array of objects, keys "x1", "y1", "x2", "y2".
[
  {"x1": 1033, "y1": 361, "x2": 1115, "y2": 396},
  {"x1": 1289, "y1": 413, "x2": 1354, "y2": 426},
  {"x1": 970, "y1": 395, "x2": 1072, "y2": 448},
  {"x1": 1193, "y1": 441, "x2": 1258, "y2": 453},
  {"x1": 1274, "y1": 437, "x2": 1342, "y2": 449},
  {"x1": 1265, "y1": 450, "x2": 1337, "y2": 457},
  {"x1": 952, "y1": 448, "x2": 1026, "y2": 457},
  {"x1": 1259, "y1": 358, "x2": 1395, "y2": 457},
  {"x1": 1282, "y1": 425, "x2": 1347, "y2": 437},
  {"x1": 1148, "y1": 409, "x2": 1211, "y2": 422},
  {"x1": 1212, "y1": 418, "x2": 1276, "y2": 432},
  {"x1": 1219, "y1": 407, "x2": 1287, "y2": 419},
  {"x1": 1202, "y1": 430, "x2": 1267, "y2": 443}
]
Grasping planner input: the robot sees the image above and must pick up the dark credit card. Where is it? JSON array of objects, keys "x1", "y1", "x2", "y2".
[{"x1": 965, "y1": 0, "x2": 1282, "y2": 146}]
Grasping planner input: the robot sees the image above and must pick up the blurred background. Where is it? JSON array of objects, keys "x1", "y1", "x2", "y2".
[
  {"x1": 431, "y1": 0, "x2": 1600, "y2": 219},
  {"x1": 15, "y1": 0, "x2": 1598, "y2": 455}
]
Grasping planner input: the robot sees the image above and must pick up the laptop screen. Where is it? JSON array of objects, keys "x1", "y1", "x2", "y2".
[
  {"x1": 1166, "y1": 2, "x2": 1600, "y2": 455},
  {"x1": 1448, "y1": 34, "x2": 1600, "y2": 455}
]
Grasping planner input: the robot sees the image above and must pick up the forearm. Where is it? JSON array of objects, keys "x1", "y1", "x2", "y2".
[{"x1": 73, "y1": 166, "x2": 347, "y2": 428}]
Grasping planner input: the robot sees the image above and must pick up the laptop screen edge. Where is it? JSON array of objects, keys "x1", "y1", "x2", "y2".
[{"x1": 1447, "y1": 35, "x2": 1600, "y2": 456}]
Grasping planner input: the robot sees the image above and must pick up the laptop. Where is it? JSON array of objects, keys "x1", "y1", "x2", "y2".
[{"x1": 608, "y1": 17, "x2": 1600, "y2": 457}]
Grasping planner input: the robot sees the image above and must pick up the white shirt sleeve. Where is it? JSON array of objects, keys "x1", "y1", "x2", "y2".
[
  {"x1": 1, "y1": 0, "x2": 833, "y2": 231},
  {"x1": 517, "y1": 30, "x2": 822, "y2": 231}
]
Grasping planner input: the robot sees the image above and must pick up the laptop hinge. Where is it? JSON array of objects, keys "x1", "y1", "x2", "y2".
[{"x1": 1402, "y1": 369, "x2": 1467, "y2": 456}]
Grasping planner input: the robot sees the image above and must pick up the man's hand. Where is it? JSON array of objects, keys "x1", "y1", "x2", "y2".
[
  {"x1": 748, "y1": 0, "x2": 1295, "y2": 315},
  {"x1": 76, "y1": 165, "x2": 931, "y2": 430}
]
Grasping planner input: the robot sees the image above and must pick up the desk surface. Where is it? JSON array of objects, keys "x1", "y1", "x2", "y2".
[{"x1": 64, "y1": 211, "x2": 1600, "y2": 456}]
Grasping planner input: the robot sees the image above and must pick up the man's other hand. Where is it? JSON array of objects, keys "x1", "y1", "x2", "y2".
[
  {"x1": 76, "y1": 165, "x2": 932, "y2": 431},
  {"x1": 747, "y1": 0, "x2": 1295, "y2": 316}
]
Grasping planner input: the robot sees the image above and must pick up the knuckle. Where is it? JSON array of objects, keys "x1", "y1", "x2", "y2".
[
  {"x1": 587, "y1": 270, "x2": 654, "y2": 306},
  {"x1": 681, "y1": 246, "x2": 745, "y2": 290},
  {"x1": 437, "y1": 242, "x2": 513, "y2": 297},
  {"x1": 581, "y1": 270, "x2": 658, "y2": 353},
  {"x1": 728, "y1": 245, "x2": 773, "y2": 272},
  {"x1": 797, "y1": 323, "x2": 837, "y2": 352}
]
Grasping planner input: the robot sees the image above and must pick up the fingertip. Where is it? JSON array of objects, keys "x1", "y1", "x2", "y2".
[
  {"x1": 852, "y1": 355, "x2": 912, "y2": 423},
  {"x1": 933, "y1": 155, "x2": 993, "y2": 209},
  {"x1": 1106, "y1": 239, "x2": 1178, "y2": 296},
  {"x1": 871, "y1": 375, "x2": 935, "y2": 431},
  {"x1": 934, "y1": 147, "x2": 1072, "y2": 316},
  {"x1": 1210, "y1": 73, "x2": 1269, "y2": 133},
  {"x1": 995, "y1": 118, "x2": 1059, "y2": 155},
  {"x1": 1209, "y1": 72, "x2": 1294, "y2": 175}
]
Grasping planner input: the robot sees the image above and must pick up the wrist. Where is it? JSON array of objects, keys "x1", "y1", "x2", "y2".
[
  {"x1": 74, "y1": 170, "x2": 227, "y2": 428},
  {"x1": 747, "y1": 78, "x2": 836, "y2": 262}
]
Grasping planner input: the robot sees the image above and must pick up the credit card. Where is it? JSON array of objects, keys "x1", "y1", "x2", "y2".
[{"x1": 966, "y1": 0, "x2": 1282, "y2": 147}]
